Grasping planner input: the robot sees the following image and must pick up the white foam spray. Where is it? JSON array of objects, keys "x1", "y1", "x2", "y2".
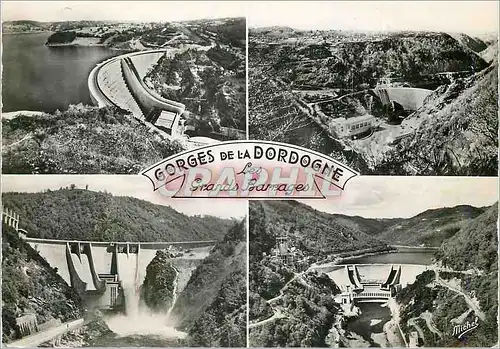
[{"x1": 105, "y1": 252, "x2": 185, "y2": 339}]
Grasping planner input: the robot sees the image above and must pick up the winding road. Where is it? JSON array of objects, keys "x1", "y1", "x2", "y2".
[
  {"x1": 249, "y1": 271, "x2": 306, "y2": 329},
  {"x1": 6, "y1": 318, "x2": 85, "y2": 348},
  {"x1": 435, "y1": 271, "x2": 485, "y2": 321}
]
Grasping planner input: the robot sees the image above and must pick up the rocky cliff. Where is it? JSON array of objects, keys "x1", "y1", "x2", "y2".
[
  {"x1": 141, "y1": 250, "x2": 178, "y2": 313},
  {"x1": 171, "y1": 220, "x2": 247, "y2": 347}
]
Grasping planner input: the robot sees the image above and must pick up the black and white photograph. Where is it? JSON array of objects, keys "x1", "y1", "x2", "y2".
[
  {"x1": 248, "y1": 176, "x2": 498, "y2": 347},
  {"x1": 2, "y1": 1, "x2": 246, "y2": 174},
  {"x1": 248, "y1": 1, "x2": 498, "y2": 176},
  {"x1": 1, "y1": 1, "x2": 499, "y2": 349},
  {"x1": 1, "y1": 175, "x2": 247, "y2": 347}
]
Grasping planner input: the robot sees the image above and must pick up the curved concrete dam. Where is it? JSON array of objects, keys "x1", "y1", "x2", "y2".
[
  {"x1": 316, "y1": 263, "x2": 431, "y2": 290},
  {"x1": 27, "y1": 237, "x2": 215, "y2": 310},
  {"x1": 88, "y1": 49, "x2": 223, "y2": 147},
  {"x1": 373, "y1": 87, "x2": 433, "y2": 111},
  {"x1": 88, "y1": 49, "x2": 184, "y2": 127}
]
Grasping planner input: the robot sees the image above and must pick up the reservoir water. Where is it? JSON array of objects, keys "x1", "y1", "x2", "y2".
[
  {"x1": 339, "y1": 250, "x2": 435, "y2": 265},
  {"x1": 2, "y1": 32, "x2": 119, "y2": 113}
]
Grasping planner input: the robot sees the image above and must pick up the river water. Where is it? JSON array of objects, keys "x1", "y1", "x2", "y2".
[
  {"x1": 103, "y1": 253, "x2": 186, "y2": 346},
  {"x1": 89, "y1": 333, "x2": 185, "y2": 347},
  {"x1": 331, "y1": 250, "x2": 434, "y2": 347},
  {"x1": 2, "y1": 32, "x2": 118, "y2": 113},
  {"x1": 339, "y1": 250, "x2": 435, "y2": 265},
  {"x1": 344, "y1": 303, "x2": 393, "y2": 347}
]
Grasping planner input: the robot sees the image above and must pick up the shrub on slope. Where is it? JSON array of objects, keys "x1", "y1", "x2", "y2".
[
  {"x1": 2, "y1": 105, "x2": 184, "y2": 174},
  {"x1": 2, "y1": 224, "x2": 84, "y2": 343}
]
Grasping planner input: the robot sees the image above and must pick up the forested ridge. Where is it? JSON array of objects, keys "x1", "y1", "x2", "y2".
[
  {"x1": 437, "y1": 203, "x2": 497, "y2": 271},
  {"x1": 397, "y1": 203, "x2": 498, "y2": 347},
  {"x1": 248, "y1": 200, "x2": 497, "y2": 346},
  {"x1": 249, "y1": 201, "x2": 343, "y2": 346},
  {"x1": 250, "y1": 30, "x2": 488, "y2": 91},
  {"x1": 172, "y1": 220, "x2": 247, "y2": 347},
  {"x1": 2, "y1": 188, "x2": 234, "y2": 242},
  {"x1": 250, "y1": 200, "x2": 490, "y2": 251},
  {"x1": 250, "y1": 200, "x2": 390, "y2": 260}
]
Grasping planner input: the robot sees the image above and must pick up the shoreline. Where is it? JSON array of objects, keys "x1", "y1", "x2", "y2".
[
  {"x1": 2, "y1": 30, "x2": 52, "y2": 35},
  {"x1": 45, "y1": 41, "x2": 137, "y2": 52},
  {"x1": 46, "y1": 42, "x2": 107, "y2": 48},
  {"x1": 337, "y1": 247, "x2": 397, "y2": 264},
  {"x1": 311, "y1": 244, "x2": 437, "y2": 270},
  {"x1": 2, "y1": 110, "x2": 46, "y2": 120},
  {"x1": 310, "y1": 246, "x2": 396, "y2": 269},
  {"x1": 391, "y1": 244, "x2": 439, "y2": 251}
]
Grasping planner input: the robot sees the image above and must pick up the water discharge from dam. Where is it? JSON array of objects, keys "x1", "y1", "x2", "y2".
[
  {"x1": 25, "y1": 238, "x2": 214, "y2": 341},
  {"x1": 105, "y1": 251, "x2": 186, "y2": 339},
  {"x1": 167, "y1": 267, "x2": 179, "y2": 318},
  {"x1": 105, "y1": 312, "x2": 187, "y2": 339},
  {"x1": 117, "y1": 252, "x2": 141, "y2": 317}
]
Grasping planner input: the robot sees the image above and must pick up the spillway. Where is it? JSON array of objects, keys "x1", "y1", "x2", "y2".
[
  {"x1": 69, "y1": 253, "x2": 97, "y2": 291},
  {"x1": 117, "y1": 252, "x2": 141, "y2": 316},
  {"x1": 91, "y1": 50, "x2": 178, "y2": 122},
  {"x1": 382, "y1": 267, "x2": 398, "y2": 289},
  {"x1": 91, "y1": 245, "x2": 114, "y2": 276},
  {"x1": 374, "y1": 87, "x2": 432, "y2": 111},
  {"x1": 328, "y1": 264, "x2": 430, "y2": 292},
  {"x1": 356, "y1": 264, "x2": 392, "y2": 283},
  {"x1": 24, "y1": 236, "x2": 216, "y2": 311}
]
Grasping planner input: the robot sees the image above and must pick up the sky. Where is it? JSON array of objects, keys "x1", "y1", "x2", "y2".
[
  {"x1": 2, "y1": 1, "x2": 497, "y2": 35},
  {"x1": 247, "y1": 1, "x2": 498, "y2": 34},
  {"x1": 1, "y1": 1, "x2": 247, "y2": 22},
  {"x1": 298, "y1": 176, "x2": 498, "y2": 218},
  {"x1": 1, "y1": 175, "x2": 247, "y2": 220}
]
